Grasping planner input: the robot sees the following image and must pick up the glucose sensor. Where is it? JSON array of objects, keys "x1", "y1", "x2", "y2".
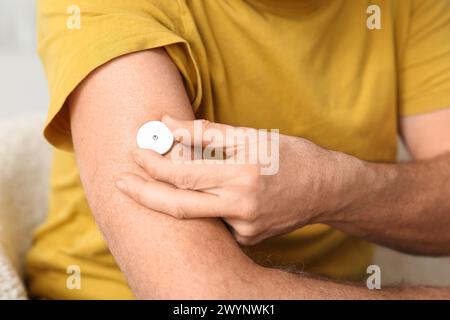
[{"x1": 136, "y1": 121, "x2": 174, "y2": 155}]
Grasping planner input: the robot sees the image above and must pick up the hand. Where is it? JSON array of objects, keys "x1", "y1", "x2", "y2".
[{"x1": 115, "y1": 115, "x2": 359, "y2": 245}]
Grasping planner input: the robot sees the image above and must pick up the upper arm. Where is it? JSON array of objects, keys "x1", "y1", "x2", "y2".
[
  {"x1": 69, "y1": 49, "x2": 256, "y2": 298},
  {"x1": 400, "y1": 107, "x2": 450, "y2": 159}
]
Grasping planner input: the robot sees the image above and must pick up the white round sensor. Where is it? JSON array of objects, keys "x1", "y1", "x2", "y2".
[{"x1": 136, "y1": 121, "x2": 174, "y2": 155}]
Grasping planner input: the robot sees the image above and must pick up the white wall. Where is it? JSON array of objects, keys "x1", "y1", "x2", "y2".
[{"x1": 0, "y1": 0, "x2": 48, "y2": 118}]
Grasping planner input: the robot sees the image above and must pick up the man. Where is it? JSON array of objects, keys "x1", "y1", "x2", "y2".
[{"x1": 27, "y1": 0, "x2": 450, "y2": 299}]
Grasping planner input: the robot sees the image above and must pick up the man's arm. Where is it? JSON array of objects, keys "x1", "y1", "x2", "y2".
[
  {"x1": 69, "y1": 48, "x2": 265, "y2": 298},
  {"x1": 69, "y1": 48, "x2": 448, "y2": 299},
  {"x1": 326, "y1": 108, "x2": 450, "y2": 256}
]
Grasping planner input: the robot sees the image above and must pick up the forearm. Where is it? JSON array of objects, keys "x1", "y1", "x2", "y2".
[
  {"x1": 246, "y1": 266, "x2": 450, "y2": 299},
  {"x1": 92, "y1": 194, "x2": 259, "y2": 299},
  {"x1": 322, "y1": 151, "x2": 450, "y2": 255}
]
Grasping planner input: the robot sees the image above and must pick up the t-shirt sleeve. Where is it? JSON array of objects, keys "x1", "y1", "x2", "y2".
[
  {"x1": 398, "y1": 0, "x2": 450, "y2": 116},
  {"x1": 38, "y1": 0, "x2": 202, "y2": 150}
]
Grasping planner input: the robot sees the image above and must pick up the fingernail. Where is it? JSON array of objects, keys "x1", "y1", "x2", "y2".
[
  {"x1": 115, "y1": 180, "x2": 128, "y2": 192},
  {"x1": 133, "y1": 150, "x2": 144, "y2": 166}
]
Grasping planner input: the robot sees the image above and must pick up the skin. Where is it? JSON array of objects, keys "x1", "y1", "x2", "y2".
[{"x1": 70, "y1": 48, "x2": 450, "y2": 299}]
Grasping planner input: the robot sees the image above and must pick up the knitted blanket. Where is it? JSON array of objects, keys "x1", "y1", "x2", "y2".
[{"x1": 0, "y1": 114, "x2": 50, "y2": 299}]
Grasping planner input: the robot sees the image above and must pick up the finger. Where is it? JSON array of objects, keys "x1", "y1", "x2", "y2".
[
  {"x1": 230, "y1": 229, "x2": 265, "y2": 246},
  {"x1": 133, "y1": 148, "x2": 238, "y2": 190},
  {"x1": 230, "y1": 228, "x2": 268, "y2": 246},
  {"x1": 162, "y1": 115, "x2": 239, "y2": 148},
  {"x1": 224, "y1": 218, "x2": 269, "y2": 246},
  {"x1": 115, "y1": 173, "x2": 233, "y2": 219},
  {"x1": 233, "y1": 225, "x2": 294, "y2": 246}
]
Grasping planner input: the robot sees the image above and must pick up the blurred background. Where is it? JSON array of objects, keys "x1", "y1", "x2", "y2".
[
  {"x1": 0, "y1": 0, "x2": 48, "y2": 118},
  {"x1": 0, "y1": 0, "x2": 50, "y2": 299},
  {"x1": 0, "y1": 0, "x2": 449, "y2": 299}
]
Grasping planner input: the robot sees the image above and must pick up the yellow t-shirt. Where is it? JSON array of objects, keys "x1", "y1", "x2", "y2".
[{"x1": 27, "y1": 0, "x2": 450, "y2": 299}]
